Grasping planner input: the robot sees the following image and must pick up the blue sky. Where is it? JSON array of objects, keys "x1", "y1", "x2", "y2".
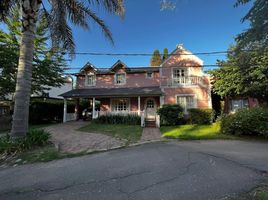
[
  {"x1": 67, "y1": 0, "x2": 251, "y2": 73},
  {"x1": 0, "y1": 0, "x2": 251, "y2": 73}
]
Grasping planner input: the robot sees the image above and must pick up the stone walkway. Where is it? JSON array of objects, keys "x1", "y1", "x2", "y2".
[
  {"x1": 140, "y1": 127, "x2": 163, "y2": 142},
  {"x1": 45, "y1": 122, "x2": 164, "y2": 154},
  {"x1": 45, "y1": 121, "x2": 126, "y2": 153}
]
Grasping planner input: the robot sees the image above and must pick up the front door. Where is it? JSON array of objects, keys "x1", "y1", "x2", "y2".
[{"x1": 145, "y1": 98, "x2": 156, "y2": 120}]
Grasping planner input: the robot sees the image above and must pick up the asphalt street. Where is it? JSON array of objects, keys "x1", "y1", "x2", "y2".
[{"x1": 0, "y1": 140, "x2": 268, "y2": 200}]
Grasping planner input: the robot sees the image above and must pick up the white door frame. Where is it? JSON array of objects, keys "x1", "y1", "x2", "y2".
[{"x1": 144, "y1": 97, "x2": 157, "y2": 120}]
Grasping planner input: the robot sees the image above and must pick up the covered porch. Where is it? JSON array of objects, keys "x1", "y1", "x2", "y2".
[{"x1": 60, "y1": 87, "x2": 164, "y2": 127}]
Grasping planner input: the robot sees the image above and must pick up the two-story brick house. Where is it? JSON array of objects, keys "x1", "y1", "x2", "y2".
[{"x1": 60, "y1": 45, "x2": 212, "y2": 126}]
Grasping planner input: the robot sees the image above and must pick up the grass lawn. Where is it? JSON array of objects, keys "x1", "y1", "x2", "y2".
[
  {"x1": 224, "y1": 185, "x2": 268, "y2": 200},
  {"x1": 78, "y1": 122, "x2": 142, "y2": 143},
  {"x1": 161, "y1": 123, "x2": 236, "y2": 140}
]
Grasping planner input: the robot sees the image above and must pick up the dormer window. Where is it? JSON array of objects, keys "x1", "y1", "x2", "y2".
[
  {"x1": 115, "y1": 73, "x2": 126, "y2": 85},
  {"x1": 146, "y1": 72, "x2": 153, "y2": 79},
  {"x1": 86, "y1": 74, "x2": 96, "y2": 86}
]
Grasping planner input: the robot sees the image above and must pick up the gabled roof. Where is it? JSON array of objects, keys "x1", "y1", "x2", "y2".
[
  {"x1": 161, "y1": 44, "x2": 203, "y2": 67},
  {"x1": 110, "y1": 60, "x2": 129, "y2": 72},
  {"x1": 80, "y1": 62, "x2": 97, "y2": 72}
]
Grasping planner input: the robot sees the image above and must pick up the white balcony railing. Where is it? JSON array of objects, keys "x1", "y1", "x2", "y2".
[{"x1": 161, "y1": 76, "x2": 206, "y2": 87}]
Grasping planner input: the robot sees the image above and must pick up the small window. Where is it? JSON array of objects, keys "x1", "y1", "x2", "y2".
[
  {"x1": 115, "y1": 73, "x2": 126, "y2": 85},
  {"x1": 230, "y1": 99, "x2": 249, "y2": 112},
  {"x1": 173, "y1": 68, "x2": 188, "y2": 84},
  {"x1": 86, "y1": 74, "x2": 96, "y2": 86},
  {"x1": 147, "y1": 99, "x2": 155, "y2": 108},
  {"x1": 147, "y1": 72, "x2": 153, "y2": 78},
  {"x1": 176, "y1": 95, "x2": 195, "y2": 112}
]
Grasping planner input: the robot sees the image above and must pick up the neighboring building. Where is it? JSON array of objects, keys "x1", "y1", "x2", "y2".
[
  {"x1": 224, "y1": 97, "x2": 259, "y2": 113},
  {"x1": 60, "y1": 44, "x2": 212, "y2": 126},
  {"x1": 32, "y1": 77, "x2": 73, "y2": 99}
]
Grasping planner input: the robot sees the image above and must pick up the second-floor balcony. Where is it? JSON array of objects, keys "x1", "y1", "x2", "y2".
[{"x1": 161, "y1": 76, "x2": 207, "y2": 87}]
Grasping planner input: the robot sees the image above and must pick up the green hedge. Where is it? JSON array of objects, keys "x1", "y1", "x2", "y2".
[
  {"x1": 29, "y1": 100, "x2": 75, "y2": 124},
  {"x1": 157, "y1": 104, "x2": 184, "y2": 126},
  {"x1": 220, "y1": 107, "x2": 268, "y2": 137},
  {"x1": 94, "y1": 114, "x2": 141, "y2": 125},
  {"x1": 188, "y1": 108, "x2": 215, "y2": 125}
]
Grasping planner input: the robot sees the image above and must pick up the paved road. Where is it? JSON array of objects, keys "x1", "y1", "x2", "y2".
[{"x1": 0, "y1": 140, "x2": 268, "y2": 200}]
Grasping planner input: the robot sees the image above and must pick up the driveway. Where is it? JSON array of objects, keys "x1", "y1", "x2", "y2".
[
  {"x1": 0, "y1": 140, "x2": 267, "y2": 200},
  {"x1": 45, "y1": 121, "x2": 126, "y2": 153}
]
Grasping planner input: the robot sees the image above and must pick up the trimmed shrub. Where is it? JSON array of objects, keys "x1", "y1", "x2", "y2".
[
  {"x1": 220, "y1": 107, "x2": 268, "y2": 137},
  {"x1": 157, "y1": 104, "x2": 184, "y2": 126},
  {"x1": 94, "y1": 114, "x2": 141, "y2": 125},
  {"x1": 188, "y1": 108, "x2": 215, "y2": 125},
  {"x1": 0, "y1": 129, "x2": 51, "y2": 154}
]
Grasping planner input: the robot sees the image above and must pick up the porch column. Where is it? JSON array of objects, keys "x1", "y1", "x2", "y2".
[
  {"x1": 63, "y1": 98, "x2": 67, "y2": 123},
  {"x1": 160, "y1": 96, "x2": 164, "y2": 107},
  {"x1": 92, "y1": 97, "x2": 96, "y2": 119},
  {"x1": 75, "y1": 98, "x2": 80, "y2": 120},
  {"x1": 138, "y1": 96, "x2": 141, "y2": 116}
]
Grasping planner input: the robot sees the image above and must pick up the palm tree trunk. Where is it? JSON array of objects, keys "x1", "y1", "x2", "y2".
[{"x1": 11, "y1": 0, "x2": 41, "y2": 138}]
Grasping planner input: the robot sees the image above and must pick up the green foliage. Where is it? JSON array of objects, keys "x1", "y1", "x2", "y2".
[
  {"x1": 235, "y1": 0, "x2": 268, "y2": 49},
  {"x1": 0, "y1": 9, "x2": 66, "y2": 98},
  {"x1": 29, "y1": 99, "x2": 75, "y2": 124},
  {"x1": 220, "y1": 107, "x2": 268, "y2": 137},
  {"x1": 209, "y1": 45, "x2": 268, "y2": 102},
  {"x1": 150, "y1": 49, "x2": 162, "y2": 66},
  {"x1": 162, "y1": 48, "x2": 169, "y2": 61},
  {"x1": 0, "y1": 129, "x2": 51, "y2": 154},
  {"x1": 188, "y1": 108, "x2": 215, "y2": 125},
  {"x1": 157, "y1": 104, "x2": 184, "y2": 125},
  {"x1": 93, "y1": 114, "x2": 141, "y2": 125}
]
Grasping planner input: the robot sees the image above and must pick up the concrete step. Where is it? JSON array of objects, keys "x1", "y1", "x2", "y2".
[{"x1": 145, "y1": 120, "x2": 156, "y2": 128}]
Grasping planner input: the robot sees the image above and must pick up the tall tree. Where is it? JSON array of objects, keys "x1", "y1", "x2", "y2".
[
  {"x1": 162, "y1": 48, "x2": 168, "y2": 61},
  {"x1": 235, "y1": 0, "x2": 268, "y2": 49},
  {"x1": 0, "y1": 10, "x2": 66, "y2": 99},
  {"x1": 150, "y1": 49, "x2": 162, "y2": 66},
  {"x1": 0, "y1": 0, "x2": 125, "y2": 138},
  {"x1": 209, "y1": 45, "x2": 268, "y2": 104}
]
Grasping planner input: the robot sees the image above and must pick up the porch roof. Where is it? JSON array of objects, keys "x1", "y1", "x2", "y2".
[{"x1": 60, "y1": 86, "x2": 163, "y2": 98}]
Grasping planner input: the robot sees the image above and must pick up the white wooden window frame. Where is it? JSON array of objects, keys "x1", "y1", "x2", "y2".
[
  {"x1": 85, "y1": 73, "x2": 96, "y2": 87},
  {"x1": 176, "y1": 94, "x2": 197, "y2": 113},
  {"x1": 114, "y1": 73, "x2": 126, "y2": 85},
  {"x1": 111, "y1": 98, "x2": 130, "y2": 112}
]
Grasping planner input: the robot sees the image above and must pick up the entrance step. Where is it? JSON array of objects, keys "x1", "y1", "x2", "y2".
[{"x1": 145, "y1": 120, "x2": 156, "y2": 128}]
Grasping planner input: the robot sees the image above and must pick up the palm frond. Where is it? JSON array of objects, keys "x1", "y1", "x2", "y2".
[
  {"x1": 88, "y1": 0, "x2": 125, "y2": 17},
  {"x1": 48, "y1": 0, "x2": 75, "y2": 56},
  {"x1": 0, "y1": 0, "x2": 19, "y2": 21}
]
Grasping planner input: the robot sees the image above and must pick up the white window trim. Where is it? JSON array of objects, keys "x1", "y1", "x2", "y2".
[
  {"x1": 85, "y1": 73, "x2": 96, "y2": 87},
  {"x1": 172, "y1": 67, "x2": 189, "y2": 79},
  {"x1": 114, "y1": 73, "x2": 126, "y2": 85},
  {"x1": 110, "y1": 98, "x2": 130, "y2": 112},
  {"x1": 146, "y1": 72, "x2": 154, "y2": 79},
  {"x1": 176, "y1": 94, "x2": 197, "y2": 113}
]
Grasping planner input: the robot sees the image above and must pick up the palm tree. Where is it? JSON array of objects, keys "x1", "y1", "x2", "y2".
[{"x1": 0, "y1": 0, "x2": 125, "y2": 138}]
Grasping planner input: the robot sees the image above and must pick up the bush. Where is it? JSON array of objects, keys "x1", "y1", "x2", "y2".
[
  {"x1": 0, "y1": 129, "x2": 51, "y2": 154},
  {"x1": 188, "y1": 108, "x2": 215, "y2": 125},
  {"x1": 220, "y1": 107, "x2": 268, "y2": 137},
  {"x1": 94, "y1": 114, "x2": 141, "y2": 125},
  {"x1": 157, "y1": 104, "x2": 184, "y2": 125}
]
